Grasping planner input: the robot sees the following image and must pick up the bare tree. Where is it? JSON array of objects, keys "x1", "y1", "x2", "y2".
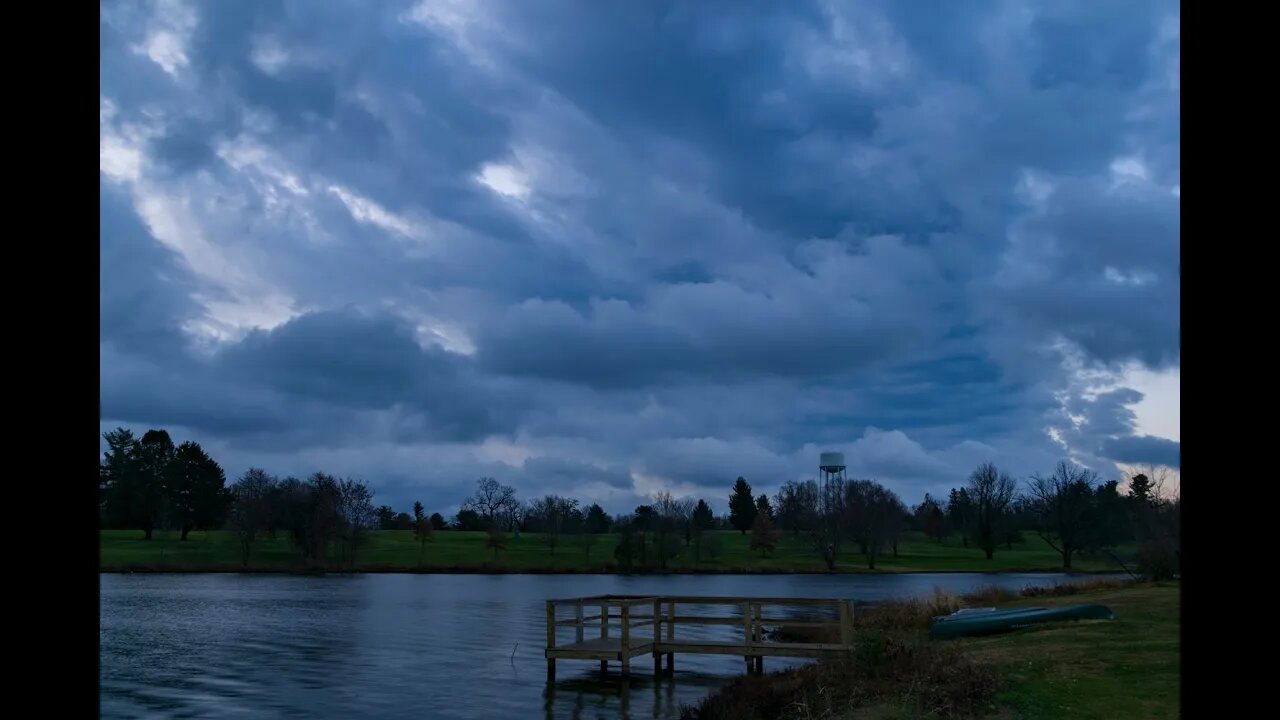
[
  {"x1": 840, "y1": 480, "x2": 903, "y2": 569},
  {"x1": 336, "y1": 478, "x2": 377, "y2": 569},
  {"x1": 1140, "y1": 464, "x2": 1175, "y2": 501},
  {"x1": 749, "y1": 512, "x2": 780, "y2": 556},
  {"x1": 227, "y1": 468, "x2": 277, "y2": 566},
  {"x1": 466, "y1": 477, "x2": 517, "y2": 529},
  {"x1": 1025, "y1": 461, "x2": 1100, "y2": 571},
  {"x1": 652, "y1": 491, "x2": 694, "y2": 568},
  {"x1": 413, "y1": 515, "x2": 434, "y2": 567},
  {"x1": 484, "y1": 525, "x2": 508, "y2": 561},
  {"x1": 966, "y1": 463, "x2": 1017, "y2": 560},
  {"x1": 775, "y1": 480, "x2": 820, "y2": 537},
  {"x1": 528, "y1": 495, "x2": 579, "y2": 555}
]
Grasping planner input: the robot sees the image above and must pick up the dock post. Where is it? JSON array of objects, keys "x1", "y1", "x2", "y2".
[
  {"x1": 653, "y1": 598, "x2": 662, "y2": 676},
  {"x1": 841, "y1": 600, "x2": 854, "y2": 649},
  {"x1": 575, "y1": 602, "x2": 584, "y2": 644},
  {"x1": 546, "y1": 600, "x2": 556, "y2": 683},
  {"x1": 665, "y1": 600, "x2": 675, "y2": 675},
  {"x1": 621, "y1": 604, "x2": 631, "y2": 678},
  {"x1": 742, "y1": 600, "x2": 753, "y2": 674},
  {"x1": 753, "y1": 603, "x2": 764, "y2": 674},
  {"x1": 600, "y1": 601, "x2": 609, "y2": 677}
]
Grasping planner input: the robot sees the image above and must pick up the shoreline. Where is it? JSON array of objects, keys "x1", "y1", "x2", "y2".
[{"x1": 683, "y1": 579, "x2": 1177, "y2": 719}]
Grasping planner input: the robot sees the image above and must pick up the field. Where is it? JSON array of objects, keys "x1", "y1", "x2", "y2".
[{"x1": 99, "y1": 528, "x2": 1129, "y2": 573}]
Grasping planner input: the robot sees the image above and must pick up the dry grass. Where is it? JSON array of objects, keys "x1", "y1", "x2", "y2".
[
  {"x1": 688, "y1": 578, "x2": 1147, "y2": 720},
  {"x1": 683, "y1": 634, "x2": 998, "y2": 720}
]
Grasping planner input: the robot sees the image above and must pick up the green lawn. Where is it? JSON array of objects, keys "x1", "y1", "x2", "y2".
[
  {"x1": 968, "y1": 582, "x2": 1180, "y2": 719},
  {"x1": 100, "y1": 528, "x2": 1129, "y2": 573}
]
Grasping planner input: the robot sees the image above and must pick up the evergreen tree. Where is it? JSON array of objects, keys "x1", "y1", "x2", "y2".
[{"x1": 729, "y1": 477, "x2": 757, "y2": 534}]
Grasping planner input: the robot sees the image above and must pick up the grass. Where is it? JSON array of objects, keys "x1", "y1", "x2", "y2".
[
  {"x1": 684, "y1": 580, "x2": 1179, "y2": 719},
  {"x1": 99, "y1": 529, "x2": 1132, "y2": 574}
]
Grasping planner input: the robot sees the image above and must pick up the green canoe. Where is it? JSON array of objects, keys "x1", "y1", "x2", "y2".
[{"x1": 930, "y1": 604, "x2": 1115, "y2": 639}]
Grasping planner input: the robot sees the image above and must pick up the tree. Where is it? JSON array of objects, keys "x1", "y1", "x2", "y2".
[
  {"x1": 1127, "y1": 473, "x2": 1154, "y2": 505},
  {"x1": 966, "y1": 463, "x2": 1016, "y2": 560},
  {"x1": 1026, "y1": 461, "x2": 1100, "y2": 570},
  {"x1": 691, "y1": 500, "x2": 715, "y2": 534},
  {"x1": 754, "y1": 494, "x2": 774, "y2": 522},
  {"x1": 653, "y1": 492, "x2": 693, "y2": 568},
  {"x1": 393, "y1": 512, "x2": 414, "y2": 530},
  {"x1": 749, "y1": 512, "x2": 780, "y2": 556},
  {"x1": 466, "y1": 477, "x2": 517, "y2": 529},
  {"x1": 413, "y1": 501, "x2": 425, "y2": 523},
  {"x1": 775, "y1": 480, "x2": 820, "y2": 537},
  {"x1": 280, "y1": 473, "x2": 343, "y2": 565},
  {"x1": 703, "y1": 532, "x2": 724, "y2": 563},
  {"x1": 484, "y1": 525, "x2": 508, "y2": 560},
  {"x1": 133, "y1": 429, "x2": 177, "y2": 539},
  {"x1": 376, "y1": 505, "x2": 397, "y2": 530},
  {"x1": 584, "y1": 504, "x2": 611, "y2": 534},
  {"x1": 1003, "y1": 497, "x2": 1029, "y2": 551},
  {"x1": 839, "y1": 480, "x2": 902, "y2": 569},
  {"x1": 613, "y1": 526, "x2": 637, "y2": 570},
  {"x1": 453, "y1": 509, "x2": 483, "y2": 531},
  {"x1": 169, "y1": 441, "x2": 228, "y2": 541},
  {"x1": 884, "y1": 493, "x2": 908, "y2": 557},
  {"x1": 413, "y1": 515, "x2": 434, "y2": 566},
  {"x1": 227, "y1": 468, "x2": 276, "y2": 566},
  {"x1": 336, "y1": 478, "x2": 377, "y2": 569},
  {"x1": 915, "y1": 494, "x2": 948, "y2": 544},
  {"x1": 947, "y1": 488, "x2": 974, "y2": 548},
  {"x1": 429, "y1": 512, "x2": 446, "y2": 531},
  {"x1": 1092, "y1": 480, "x2": 1129, "y2": 551},
  {"x1": 528, "y1": 495, "x2": 579, "y2": 555},
  {"x1": 729, "y1": 477, "x2": 757, "y2": 534},
  {"x1": 633, "y1": 505, "x2": 655, "y2": 566},
  {"x1": 100, "y1": 428, "x2": 140, "y2": 529}
]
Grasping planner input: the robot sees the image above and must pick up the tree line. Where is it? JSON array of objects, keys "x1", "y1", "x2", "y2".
[{"x1": 102, "y1": 427, "x2": 1178, "y2": 577}]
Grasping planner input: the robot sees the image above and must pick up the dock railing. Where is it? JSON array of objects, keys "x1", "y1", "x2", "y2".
[{"x1": 545, "y1": 594, "x2": 855, "y2": 681}]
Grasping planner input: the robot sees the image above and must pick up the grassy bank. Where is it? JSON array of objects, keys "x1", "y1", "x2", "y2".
[
  {"x1": 100, "y1": 529, "x2": 1130, "y2": 574},
  {"x1": 684, "y1": 579, "x2": 1179, "y2": 719}
]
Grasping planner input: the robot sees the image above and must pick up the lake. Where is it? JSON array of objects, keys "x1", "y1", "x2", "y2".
[{"x1": 100, "y1": 572, "x2": 1115, "y2": 719}]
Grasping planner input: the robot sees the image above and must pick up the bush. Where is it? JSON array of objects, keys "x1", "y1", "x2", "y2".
[{"x1": 1136, "y1": 538, "x2": 1179, "y2": 581}]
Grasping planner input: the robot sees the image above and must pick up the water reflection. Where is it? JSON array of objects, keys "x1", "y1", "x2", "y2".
[
  {"x1": 544, "y1": 676, "x2": 684, "y2": 720},
  {"x1": 101, "y1": 572, "x2": 1117, "y2": 719}
]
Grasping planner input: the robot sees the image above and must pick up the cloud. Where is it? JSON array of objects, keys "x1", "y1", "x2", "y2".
[
  {"x1": 100, "y1": 1, "x2": 1179, "y2": 512},
  {"x1": 1098, "y1": 435, "x2": 1180, "y2": 469}
]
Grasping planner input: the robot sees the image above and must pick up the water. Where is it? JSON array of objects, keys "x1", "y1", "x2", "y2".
[{"x1": 100, "y1": 572, "x2": 1114, "y2": 719}]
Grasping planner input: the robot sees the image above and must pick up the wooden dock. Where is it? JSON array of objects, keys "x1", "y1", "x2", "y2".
[{"x1": 544, "y1": 594, "x2": 855, "y2": 682}]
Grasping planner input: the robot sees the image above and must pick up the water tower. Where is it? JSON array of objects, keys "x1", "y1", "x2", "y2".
[{"x1": 819, "y1": 451, "x2": 846, "y2": 516}]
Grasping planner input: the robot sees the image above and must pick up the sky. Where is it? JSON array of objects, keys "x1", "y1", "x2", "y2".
[{"x1": 100, "y1": 0, "x2": 1180, "y2": 517}]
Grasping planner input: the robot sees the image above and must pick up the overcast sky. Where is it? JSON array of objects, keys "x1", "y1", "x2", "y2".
[{"x1": 100, "y1": 0, "x2": 1180, "y2": 516}]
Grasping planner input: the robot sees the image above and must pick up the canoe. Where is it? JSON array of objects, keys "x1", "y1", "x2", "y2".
[{"x1": 929, "y1": 604, "x2": 1115, "y2": 639}]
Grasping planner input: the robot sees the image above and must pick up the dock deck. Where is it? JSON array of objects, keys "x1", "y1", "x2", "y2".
[{"x1": 544, "y1": 594, "x2": 855, "y2": 682}]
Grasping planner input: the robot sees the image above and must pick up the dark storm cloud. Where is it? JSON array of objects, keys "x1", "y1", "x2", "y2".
[
  {"x1": 100, "y1": 0, "x2": 1179, "y2": 510},
  {"x1": 1098, "y1": 435, "x2": 1180, "y2": 470}
]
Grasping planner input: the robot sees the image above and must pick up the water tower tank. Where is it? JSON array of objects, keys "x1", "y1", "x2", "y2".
[{"x1": 819, "y1": 452, "x2": 845, "y2": 472}]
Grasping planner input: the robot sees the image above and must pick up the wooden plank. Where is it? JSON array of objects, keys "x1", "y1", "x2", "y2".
[
  {"x1": 660, "y1": 596, "x2": 847, "y2": 606},
  {"x1": 655, "y1": 641, "x2": 852, "y2": 658},
  {"x1": 575, "y1": 602, "x2": 584, "y2": 644},
  {"x1": 666, "y1": 616, "x2": 838, "y2": 627}
]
